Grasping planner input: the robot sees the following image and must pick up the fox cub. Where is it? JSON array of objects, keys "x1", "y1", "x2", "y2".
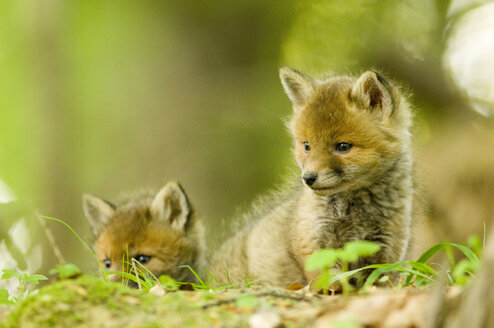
[
  {"x1": 209, "y1": 68, "x2": 414, "y2": 287},
  {"x1": 83, "y1": 181, "x2": 206, "y2": 283}
]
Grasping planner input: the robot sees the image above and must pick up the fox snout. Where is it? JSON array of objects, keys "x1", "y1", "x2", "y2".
[
  {"x1": 302, "y1": 172, "x2": 317, "y2": 186},
  {"x1": 302, "y1": 169, "x2": 345, "y2": 192}
]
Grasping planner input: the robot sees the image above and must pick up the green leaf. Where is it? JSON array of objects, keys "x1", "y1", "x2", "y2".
[
  {"x1": 378, "y1": 275, "x2": 389, "y2": 283},
  {"x1": 18, "y1": 273, "x2": 30, "y2": 281},
  {"x1": 0, "y1": 288, "x2": 15, "y2": 305},
  {"x1": 452, "y1": 258, "x2": 478, "y2": 285},
  {"x1": 27, "y1": 274, "x2": 48, "y2": 284},
  {"x1": 0, "y1": 288, "x2": 9, "y2": 299},
  {"x1": 467, "y1": 235, "x2": 482, "y2": 256},
  {"x1": 410, "y1": 242, "x2": 480, "y2": 286},
  {"x1": 416, "y1": 243, "x2": 479, "y2": 265},
  {"x1": 363, "y1": 262, "x2": 405, "y2": 288},
  {"x1": 339, "y1": 241, "x2": 381, "y2": 263},
  {"x1": 50, "y1": 264, "x2": 81, "y2": 279},
  {"x1": 328, "y1": 267, "x2": 368, "y2": 284},
  {"x1": 1, "y1": 269, "x2": 17, "y2": 280},
  {"x1": 0, "y1": 288, "x2": 14, "y2": 305},
  {"x1": 158, "y1": 275, "x2": 179, "y2": 291},
  {"x1": 344, "y1": 241, "x2": 381, "y2": 257},
  {"x1": 406, "y1": 261, "x2": 437, "y2": 276},
  {"x1": 314, "y1": 271, "x2": 332, "y2": 290},
  {"x1": 306, "y1": 249, "x2": 338, "y2": 271}
]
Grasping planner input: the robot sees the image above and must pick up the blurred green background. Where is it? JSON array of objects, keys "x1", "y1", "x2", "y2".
[{"x1": 1, "y1": 0, "x2": 493, "y2": 275}]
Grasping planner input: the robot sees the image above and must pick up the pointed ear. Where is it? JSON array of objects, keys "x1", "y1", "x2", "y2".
[
  {"x1": 151, "y1": 181, "x2": 192, "y2": 232},
  {"x1": 350, "y1": 70, "x2": 398, "y2": 119},
  {"x1": 279, "y1": 67, "x2": 317, "y2": 111},
  {"x1": 82, "y1": 194, "x2": 116, "y2": 236}
]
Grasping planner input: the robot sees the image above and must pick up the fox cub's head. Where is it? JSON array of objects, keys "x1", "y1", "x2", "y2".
[
  {"x1": 83, "y1": 181, "x2": 205, "y2": 284},
  {"x1": 280, "y1": 67, "x2": 411, "y2": 195}
]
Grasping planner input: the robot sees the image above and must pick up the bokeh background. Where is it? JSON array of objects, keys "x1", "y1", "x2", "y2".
[{"x1": 0, "y1": 0, "x2": 493, "y2": 277}]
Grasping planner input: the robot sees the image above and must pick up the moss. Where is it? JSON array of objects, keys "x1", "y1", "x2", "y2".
[
  {"x1": 3, "y1": 276, "x2": 335, "y2": 327},
  {"x1": 0, "y1": 278, "x2": 435, "y2": 327},
  {"x1": 3, "y1": 276, "x2": 250, "y2": 328},
  {"x1": 5, "y1": 276, "x2": 160, "y2": 328}
]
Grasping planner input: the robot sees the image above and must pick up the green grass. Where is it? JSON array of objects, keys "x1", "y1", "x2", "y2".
[
  {"x1": 29, "y1": 215, "x2": 485, "y2": 301},
  {"x1": 39, "y1": 216, "x2": 249, "y2": 293},
  {"x1": 40, "y1": 215, "x2": 108, "y2": 280},
  {"x1": 305, "y1": 237, "x2": 483, "y2": 294},
  {"x1": 0, "y1": 269, "x2": 48, "y2": 304}
]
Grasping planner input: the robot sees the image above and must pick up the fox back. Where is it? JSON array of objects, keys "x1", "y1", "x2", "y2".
[{"x1": 83, "y1": 181, "x2": 205, "y2": 283}]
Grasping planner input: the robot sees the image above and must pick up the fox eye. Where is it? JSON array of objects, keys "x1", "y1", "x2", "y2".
[
  {"x1": 335, "y1": 142, "x2": 353, "y2": 153},
  {"x1": 104, "y1": 259, "x2": 111, "y2": 269},
  {"x1": 135, "y1": 255, "x2": 151, "y2": 264},
  {"x1": 303, "y1": 141, "x2": 311, "y2": 153}
]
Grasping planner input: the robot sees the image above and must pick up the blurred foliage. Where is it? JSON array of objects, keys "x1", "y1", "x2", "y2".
[
  {"x1": 283, "y1": 0, "x2": 439, "y2": 73},
  {"x1": 0, "y1": 0, "x2": 493, "y2": 275}
]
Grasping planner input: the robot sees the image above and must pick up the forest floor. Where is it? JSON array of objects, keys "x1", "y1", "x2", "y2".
[{"x1": 0, "y1": 275, "x2": 460, "y2": 328}]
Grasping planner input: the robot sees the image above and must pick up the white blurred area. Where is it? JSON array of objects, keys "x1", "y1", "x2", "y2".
[
  {"x1": 0, "y1": 241, "x2": 18, "y2": 296},
  {"x1": 444, "y1": 1, "x2": 494, "y2": 117},
  {"x1": 0, "y1": 218, "x2": 42, "y2": 297},
  {"x1": 0, "y1": 179, "x2": 16, "y2": 204}
]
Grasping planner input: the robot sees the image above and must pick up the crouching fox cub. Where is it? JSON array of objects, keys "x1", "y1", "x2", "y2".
[
  {"x1": 83, "y1": 181, "x2": 206, "y2": 284},
  {"x1": 209, "y1": 68, "x2": 414, "y2": 288}
]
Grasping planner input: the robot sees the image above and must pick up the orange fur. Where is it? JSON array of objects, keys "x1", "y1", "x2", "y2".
[
  {"x1": 84, "y1": 181, "x2": 205, "y2": 284},
  {"x1": 209, "y1": 68, "x2": 415, "y2": 289}
]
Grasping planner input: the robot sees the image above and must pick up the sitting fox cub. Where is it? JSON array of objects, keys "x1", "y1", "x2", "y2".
[
  {"x1": 209, "y1": 68, "x2": 414, "y2": 287},
  {"x1": 83, "y1": 181, "x2": 205, "y2": 283}
]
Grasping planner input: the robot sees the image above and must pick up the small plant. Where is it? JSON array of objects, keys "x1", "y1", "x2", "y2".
[
  {"x1": 305, "y1": 240, "x2": 381, "y2": 294},
  {"x1": 180, "y1": 265, "x2": 225, "y2": 290},
  {"x1": 306, "y1": 238, "x2": 482, "y2": 294},
  {"x1": 103, "y1": 259, "x2": 157, "y2": 291},
  {"x1": 0, "y1": 269, "x2": 48, "y2": 304},
  {"x1": 49, "y1": 263, "x2": 82, "y2": 280},
  {"x1": 178, "y1": 266, "x2": 260, "y2": 290},
  {"x1": 158, "y1": 275, "x2": 180, "y2": 291},
  {"x1": 0, "y1": 288, "x2": 13, "y2": 305}
]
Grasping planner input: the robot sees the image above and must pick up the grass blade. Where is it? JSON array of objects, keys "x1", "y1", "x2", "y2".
[
  {"x1": 416, "y1": 243, "x2": 479, "y2": 265},
  {"x1": 41, "y1": 215, "x2": 108, "y2": 280}
]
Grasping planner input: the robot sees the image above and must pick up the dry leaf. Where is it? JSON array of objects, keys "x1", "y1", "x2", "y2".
[{"x1": 285, "y1": 282, "x2": 305, "y2": 291}]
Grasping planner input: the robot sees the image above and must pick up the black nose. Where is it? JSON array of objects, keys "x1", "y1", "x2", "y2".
[{"x1": 302, "y1": 172, "x2": 317, "y2": 186}]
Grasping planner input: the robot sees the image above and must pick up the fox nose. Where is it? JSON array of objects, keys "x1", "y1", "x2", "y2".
[{"x1": 302, "y1": 172, "x2": 317, "y2": 186}]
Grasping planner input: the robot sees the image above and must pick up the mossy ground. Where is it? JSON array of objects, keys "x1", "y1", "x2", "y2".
[
  {"x1": 0, "y1": 276, "x2": 307, "y2": 328},
  {"x1": 0, "y1": 276, "x2": 438, "y2": 328}
]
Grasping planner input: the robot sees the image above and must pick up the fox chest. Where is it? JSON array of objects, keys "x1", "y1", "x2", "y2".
[{"x1": 312, "y1": 192, "x2": 405, "y2": 250}]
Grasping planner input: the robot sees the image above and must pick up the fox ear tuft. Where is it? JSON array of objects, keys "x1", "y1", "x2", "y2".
[
  {"x1": 151, "y1": 181, "x2": 192, "y2": 232},
  {"x1": 83, "y1": 194, "x2": 116, "y2": 236},
  {"x1": 279, "y1": 67, "x2": 316, "y2": 112},
  {"x1": 351, "y1": 70, "x2": 397, "y2": 119}
]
